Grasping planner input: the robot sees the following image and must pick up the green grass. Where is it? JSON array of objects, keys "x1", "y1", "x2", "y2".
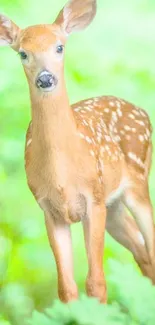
[{"x1": 0, "y1": 0, "x2": 155, "y2": 323}]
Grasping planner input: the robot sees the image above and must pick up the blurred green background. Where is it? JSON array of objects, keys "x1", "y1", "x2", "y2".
[{"x1": 1, "y1": 0, "x2": 155, "y2": 324}]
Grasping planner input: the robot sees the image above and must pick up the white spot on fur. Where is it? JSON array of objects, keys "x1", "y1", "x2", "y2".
[
  {"x1": 112, "y1": 112, "x2": 118, "y2": 122},
  {"x1": 144, "y1": 134, "x2": 148, "y2": 140},
  {"x1": 109, "y1": 101, "x2": 115, "y2": 107},
  {"x1": 79, "y1": 133, "x2": 85, "y2": 139},
  {"x1": 140, "y1": 110, "x2": 147, "y2": 117},
  {"x1": 137, "y1": 232, "x2": 145, "y2": 246},
  {"x1": 90, "y1": 150, "x2": 95, "y2": 157},
  {"x1": 27, "y1": 139, "x2": 32, "y2": 147},
  {"x1": 115, "y1": 135, "x2": 121, "y2": 142},
  {"x1": 74, "y1": 107, "x2": 80, "y2": 112},
  {"x1": 124, "y1": 125, "x2": 131, "y2": 131},
  {"x1": 128, "y1": 152, "x2": 145, "y2": 169},
  {"x1": 105, "y1": 145, "x2": 110, "y2": 152},
  {"x1": 139, "y1": 135, "x2": 144, "y2": 142},
  {"x1": 117, "y1": 109, "x2": 122, "y2": 117},
  {"x1": 105, "y1": 135, "x2": 111, "y2": 142},
  {"x1": 86, "y1": 136, "x2": 92, "y2": 143},
  {"x1": 135, "y1": 120, "x2": 145, "y2": 126},
  {"x1": 116, "y1": 101, "x2": 121, "y2": 108},
  {"x1": 90, "y1": 126, "x2": 95, "y2": 134},
  {"x1": 104, "y1": 108, "x2": 110, "y2": 113},
  {"x1": 85, "y1": 100, "x2": 93, "y2": 105},
  {"x1": 83, "y1": 120, "x2": 88, "y2": 126},
  {"x1": 132, "y1": 110, "x2": 140, "y2": 116},
  {"x1": 84, "y1": 106, "x2": 92, "y2": 111},
  {"x1": 132, "y1": 128, "x2": 136, "y2": 133},
  {"x1": 129, "y1": 114, "x2": 135, "y2": 119}
]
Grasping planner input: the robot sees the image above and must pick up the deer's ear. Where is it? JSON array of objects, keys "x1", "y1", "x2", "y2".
[
  {"x1": 0, "y1": 14, "x2": 20, "y2": 48},
  {"x1": 54, "y1": 0, "x2": 96, "y2": 36}
]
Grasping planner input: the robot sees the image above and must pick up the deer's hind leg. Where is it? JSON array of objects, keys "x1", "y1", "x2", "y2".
[
  {"x1": 122, "y1": 181, "x2": 155, "y2": 283},
  {"x1": 106, "y1": 200, "x2": 155, "y2": 283}
]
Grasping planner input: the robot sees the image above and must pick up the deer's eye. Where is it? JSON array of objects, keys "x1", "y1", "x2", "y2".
[
  {"x1": 56, "y1": 45, "x2": 64, "y2": 54},
  {"x1": 19, "y1": 51, "x2": 28, "y2": 60}
]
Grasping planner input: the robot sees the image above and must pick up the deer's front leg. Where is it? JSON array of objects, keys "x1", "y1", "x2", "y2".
[
  {"x1": 45, "y1": 213, "x2": 78, "y2": 303},
  {"x1": 82, "y1": 203, "x2": 107, "y2": 303}
]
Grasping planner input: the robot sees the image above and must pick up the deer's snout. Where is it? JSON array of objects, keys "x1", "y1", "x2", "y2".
[{"x1": 36, "y1": 71, "x2": 57, "y2": 91}]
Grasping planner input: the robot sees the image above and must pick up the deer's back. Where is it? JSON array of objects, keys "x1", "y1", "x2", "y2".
[{"x1": 72, "y1": 95, "x2": 152, "y2": 180}]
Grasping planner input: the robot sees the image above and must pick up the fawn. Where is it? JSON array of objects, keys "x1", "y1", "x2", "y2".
[{"x1": 0, "y1": 0, "x2": 155, "y2": 303}]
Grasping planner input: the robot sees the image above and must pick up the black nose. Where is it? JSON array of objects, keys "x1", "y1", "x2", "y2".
[{"x1": 36, "y1": 71, "x2": 57, "y2": 89}]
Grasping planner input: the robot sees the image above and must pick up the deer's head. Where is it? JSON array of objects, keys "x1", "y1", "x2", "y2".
[{"x1": 0, "y1": 0, "x2": 96, "y2": 93}]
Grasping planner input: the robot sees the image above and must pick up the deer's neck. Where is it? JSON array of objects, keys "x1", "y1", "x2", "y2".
[{"x1": 30, "y1": 82, "x2": 77, "y2": 154}]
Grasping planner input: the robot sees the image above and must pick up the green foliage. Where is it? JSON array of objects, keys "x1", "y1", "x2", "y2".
[
  {"x1": 26, "y1": 264, "x2": 155, "y2": 324},
  {"x1": 29, "y1": 297, "x2": 126, "y2": 325},
  {"x1": 1, "y1": 261, "x2": 155, "y2": 324},
  {"x1": 0, "y1": 0, "x2": 155, "y2": 324}
]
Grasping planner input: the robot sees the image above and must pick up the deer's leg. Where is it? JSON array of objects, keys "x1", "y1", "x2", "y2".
[
  {"x1": 123, "y1": 184, "x2": 155, "y2": 278},
  {"x1": 82, "y1": 203, "x2": 107, "y2": 303},
  {"x1": 45, "y1": 213, "x2": 78, "y2": 302},
  {"x1": 106, "y1": 201, "x2": 155, "y2": 283}
]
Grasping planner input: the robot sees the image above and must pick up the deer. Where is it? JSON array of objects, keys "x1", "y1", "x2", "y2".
[{"x1": 0, "y1": 0, "x2": 155, "y2": 304}]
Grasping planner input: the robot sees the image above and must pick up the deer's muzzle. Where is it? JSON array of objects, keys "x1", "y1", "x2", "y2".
[{"x1": 36, "y1": 71, "x2": 57, "y2": 91}]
